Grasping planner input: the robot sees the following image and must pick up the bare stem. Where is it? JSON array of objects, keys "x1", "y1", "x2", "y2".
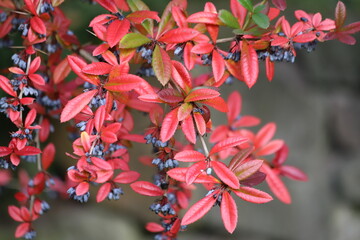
[
  {"x1": 36, "y1": 116, "x2": 43, "y2": 172},
  {"x1": 216, "y1": 37, "x2": 235, "y2": 44},
  {"x1": 199, "y1": 134, "x2": 209, "y2": 157}
]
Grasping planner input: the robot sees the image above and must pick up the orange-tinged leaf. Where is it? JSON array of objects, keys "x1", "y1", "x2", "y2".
[
  {"x1": 177, "y1": 103, "x2": 193, "y2": 121},
  {"x1": 130, "y1": 181, "x2": 163, "y2": 196},
  {"x1": 174, "y1": 150, "x2": 206, "y2": 162},
  {"x1": 60, "y1": 89, "x2": 97, "y2": 122},
  {"x1": 182, "y1": 115, "x2": 196, "y2": 144},
  {"x1": 235, "y1": 160, "x2": 263, "y2": 181},
  {"x1": 241, "y1": 41, "x2": 259, "y2": 88},
  {"x1": 152, "y1": 45, "x2": 172, "y2": 86},
  {"x1": 233, "y1": 186, "x2": 273, "y2": 203},
  {"x1": 160, "y1": 108, "x2": 179, "y2": 142},
  {"x1": 185, "y1": 87, "x2": 220, "y2": 102},
  {"x1": 53, "y1": 58, "x2": 71, "y2": 84},
  {"x1": 221, "y1": 191, "x2": 238, "y2": 233},
  {"x1": 80, "y1": 131, "x2": 91, "y2": 152},
  {"x1": 126, "y1": 10, "x2": 160, "y2": 24},
  {"x1": 209, "y1": 137, "x2": 248, "y2": 155},
  {"x1": 96, "y1": 182, "x2": 111, "y2": 202},
  {"x1": 261, "y1": 163, "x2": 291, "y2": 204},
  {"x1": 158, "y1": 28, "x2": 200, "y2": 43},
  {"x1": 107, "y1": 19, "x2": 130, "y2": 47},
  {"x1": 181, "y1": 194, "x2": 216, "y2": 226},
  {"x1": 212, "y1": 161, "x2": 240, "y2": 189}
]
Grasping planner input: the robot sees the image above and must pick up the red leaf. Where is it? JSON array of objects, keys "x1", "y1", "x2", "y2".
[
  {"x1": 184, "y1": 42, "x2": 196, "y2": 70},
  {"x1": 174, "y1": 150, "x2": 206, "y2": 162},
  {"x1": 233, "y1": 186, "x2": 273, "y2": 203},
  {"x1": 0, "y1": 75, "x2": 16, "y2": 97},
  {"x1": 256, "y1": 139, "x2": 284, "y2": 156},
  {"x1": 113, "y1": 171, "x2": 140, "y2": 184},
  {"x1": 212, "y1": 50, "x2": 225, "y2": 82},
  {"x1": 95, "y1": 0, "x2": 118, "y2": 13},
  {"x1": 193, "y1": 112, "x2": 206, "y2": 136},
  {"x1": 261, "y1": 163, "x2": 291, "y2": 204},
  {"x1": 152, "y1": 45, "x2": 172, "y2": 86},
  {"x1": 105, "y1": 74, "x2": 144, "y2": 92},
  {"x1": 91, "y1": 157, "x2": 113, "y2": 170},
  {"x1": 130, "y1": 181, "x2": 163, "y2": 196},
  {"x1": 158, "y1": 88, "x2": 183, "y2": 104},
  {"x1": 107, "y1": 19, "x2": 130, "y2": 48},
  {"x1": 234, "y1": 160, "x2": 263, "y2": 181},
  {"x1": 201, "y1": 97, "x2": 228, "y2": 112},
  {"x1": 187, "y1": 11, "x2": 221, "y2": 25},
  {"x1": 29, "y1": 73, "x2": 45, "y2": 85},
  {"x1": 82, "y1": 62, "x2": 113, "y2": 75},
  {"x1": 177, "y1": 103, "x2": 193, "y2": 121},
  {"x1": 15, "y1": 146, "x2": 41, "y2": 156},
  {"x1": 8, "y1": 206, "x2": 22, "y2": 222},
  {"x1": 146, "y1": 222, "x2": 164, "y2": 232},
  {"x1": 171, "y1": 60, "x2": 192, "y2": 92},
  {"x1": 273, "y1": 144, "x2": 288, "y2": 166},
  {"x1": 172, "y1": 6, "x2": 188, "y2": 28},
  {"x1": 94, "y1": 105, "x2": 106, "y2": 133},
  {"x1": 293, "y1": 33, "x2": 316, "y2": 43},
  {"x1": 158, "y1": 28, "x2": 200, "y2": 43},
  {"x1": 185, "y1": 87, "x2": 220, "y2": 102},
  {"x1": 60, "y1": 89, "x2": 97, "y2": 122},
  {"x1": 185, "y1": 161, "x2": 207, "y2": 185},
  {"x1": 96, "y1": 182, "x2": 111, "y2": 202},
  {"x1": 191, "y1": 43, "x2": 214, "y2": 54},
  {"x1": 67, "y1": 55, "x2": 99, "y2": 85},
  {"x1": 181, "y1": 194, "x2": 217, "y2": 226},
  {"x1": 209, "y1": 137, "x2": 248, "y2": 156},
  {"x1": 335, "y1": 1, "x2": 346, "y2": 28},
  {"x1": 101, "y1": 130, "x2": 118, "y2": 143},
  {"x1": 30, "y1": 16, "x2": 46, "y2": 35},
  {"x1": 24, "y1": 0, "x2": 36, "y2": 15},
  {"x1": 76, "y1": 182, "x2": 90, "y2": 195},
  {"x1": 227, "y1": 91, "x2": 241, "y2": 124},
  {"x1": 221, "y1": 191, "x2": 238, "y2": 233},
  {"x1": 53, "y1": 58, "x2": 71, "y2": 84},
  {"x1": 24, "y1": 109, "x2": 36, "y2": 127},
  {"x1": 265, "y1": 56, "x2": 275, "y2": 81},
  {"x1": 42, "y1": 143, "x2": 55, "y2": 171},
  {"x1": 255, "y1": 122, "x2": 276, "y2": 147},
  {"x1": 160, "y1": 108, "x2": 179, "y2": 142},
  {"x1": 279, "y1": 165, "x2": 308, "y2": 181},
  {"x1": 182, "y1": 115, "x2": 196, "y2": 144},
  {"x1": 15, "y1": 223, "x2": 30, "y2": 238},
  {"x1": 241, "y1": 41, "x2": 259, "y2": 88},
  {"x1": 126, "y1": 10, "x2": 160, "y2": 24},
  {"x1": 272, "y1": 0, "x2": 287, "y2": 11},
  {"x1": 211, "y1": 161, "x2": 240, "y2": 189}
]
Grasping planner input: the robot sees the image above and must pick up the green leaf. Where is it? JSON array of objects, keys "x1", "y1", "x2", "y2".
[
  {"x1": 252, "y1": 13, "x2": 270, "y2": 29},
  {"x1": 152, "y1": 45, "x2": 171, "y2": 86},
  {"x1": 237, "y1": 0, "x2": 253, "y2": 12},
  {"x1": 219, "y1": 9, "x2": 240, "y2": 29},
  {"x1": 253, "y1": 4, "x2": 266, "y2": 13},
  {"x1": 119, "y1": 33, "x2": 151, "y2": 48}
]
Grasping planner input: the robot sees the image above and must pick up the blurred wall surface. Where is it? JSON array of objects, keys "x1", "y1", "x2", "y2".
[{"x1": 1, "y1": 0, "x2": 360, "y2": 240}]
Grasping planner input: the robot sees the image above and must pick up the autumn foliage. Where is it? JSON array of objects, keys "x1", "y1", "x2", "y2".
[{"x1": 0, "y1": 0, "x2": 359, "y2": 239}]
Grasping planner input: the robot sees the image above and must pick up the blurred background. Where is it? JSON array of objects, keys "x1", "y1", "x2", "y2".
[{"x1": 1, "y1": 0, "x2": 360, "y2": 239}]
